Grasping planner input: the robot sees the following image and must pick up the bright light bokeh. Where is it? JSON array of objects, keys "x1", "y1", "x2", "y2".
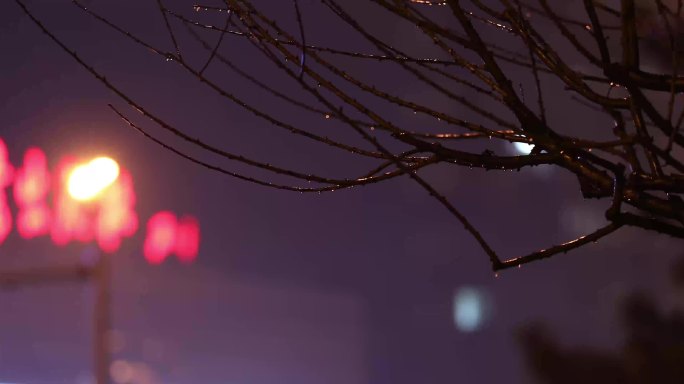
[
  {"x1": 144, "y1": 211, "x2": 200, "y2": 264},
  {"x1": 14, "y1": 147, "x2": 51, "y2": 239},
  {"x1": 67, "y1": 157, "x2": 120, "y2": 201},
  {"x1": 0, "y1": 138, "x2": 200, "y2": 261},
  {"x1": 452, "y1": 287, "x2": 490, "y2": 333},
  {"x1": 96, "y1": 170, "x2": 138, "y2": 253},
  {"x1": 144, "y1": 211, "x2": 177, "y2": 264},
  {"x1": 175, "y1": 216, "x2": 200, "y2": 263},
  {"x1": 512, "y1": 141, "x2": 535, "y2": 155}
]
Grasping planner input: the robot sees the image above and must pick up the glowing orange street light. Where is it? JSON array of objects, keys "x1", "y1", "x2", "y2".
[{"x1": 67, "y1": 156, "x2": 120, "y2": 201}]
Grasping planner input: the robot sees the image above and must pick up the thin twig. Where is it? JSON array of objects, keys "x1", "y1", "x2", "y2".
[
  {"x1": 156, "y1": 0, "x2": 183, "y2": 60},
  {"x1": 292, "y1": 0, "x2": 307, "y2": 79},
  {"x1": 199, "y1": 8, "x2": 232, "y2": 75}
]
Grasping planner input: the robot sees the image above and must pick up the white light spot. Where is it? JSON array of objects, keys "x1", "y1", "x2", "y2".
[
  {"x1": 68, "y1": 156, "x2": 119, "y2": 201},
  {"x1": 453, "y1": 287, "x2": 488, "y2": 333},
  {"x1": 513, "y1": 141, "x2": 534, "y2": 155}
]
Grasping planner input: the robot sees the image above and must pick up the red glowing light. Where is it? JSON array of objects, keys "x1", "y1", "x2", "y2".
[
  {"x1": 0, "y1": 140, "x2": 200, "y2": 262},
  {"x1": 14, "y1": 148, "x2": 50, "y2": 240},
  {"x1": 0, "y1": 191, "x2": 11, "y2": 245},
  {"x1": 0, "y1": 139, "x2": 13, "y2": 187},
  {"x1": 144, "y1": 211, "x2": 177, "y2": 264},
  {"x1": 143, "y1": 212, "x2": 199, "y2": 265},
  {"x1": 17, "y1": 203, "x2": 51, "y2": 239},
  {"x1": 96, "y1": 170, "x2": 137, "y2": 253},
  {"x1": 49, "y1": 157, "x2": 139, "y2": 253},
  {"x1": 175, "y1": 216, "x2": 200, "y2": 263},
  {"x1": 50, "y1": 157, "x2": 100, "y2": 246},
  {"x1": 0, "y1": 140, "x2": 12, "y2": 245},
  {"x1": 14, "y1": 147, "x2": 50, "y2": 207}
]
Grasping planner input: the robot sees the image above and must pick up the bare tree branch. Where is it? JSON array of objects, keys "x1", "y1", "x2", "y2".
[{"x1": 13, "y1": 0, "x2": 684, "y2": 272}]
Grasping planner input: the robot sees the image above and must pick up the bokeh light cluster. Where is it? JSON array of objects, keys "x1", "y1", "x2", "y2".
[{"x1": 0, "y1": 138, "x2": 200, "y2": 263}]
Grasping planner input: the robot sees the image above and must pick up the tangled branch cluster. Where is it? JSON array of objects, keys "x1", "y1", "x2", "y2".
[{"x1": 14, "y1": 0, "x2": 684, "y2": 271}]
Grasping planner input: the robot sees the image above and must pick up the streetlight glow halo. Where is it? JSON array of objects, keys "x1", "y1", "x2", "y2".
[{"x1": 67, "y1": 156, "x2": 120, "y2": 201}]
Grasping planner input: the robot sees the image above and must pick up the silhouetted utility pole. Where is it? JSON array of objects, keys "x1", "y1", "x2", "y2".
[{"x1": 0, "y1": 254, "x2": 111, "y2": 384}]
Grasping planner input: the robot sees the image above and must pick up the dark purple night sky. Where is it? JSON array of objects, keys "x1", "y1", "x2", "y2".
[{"x1": 0, "y1": 1, "x2": 681, "y2": 383}]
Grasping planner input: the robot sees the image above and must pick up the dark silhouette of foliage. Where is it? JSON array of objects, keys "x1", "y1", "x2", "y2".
[{"x1": 519, "y1": 257, "x2": 684, "y2": 383}]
